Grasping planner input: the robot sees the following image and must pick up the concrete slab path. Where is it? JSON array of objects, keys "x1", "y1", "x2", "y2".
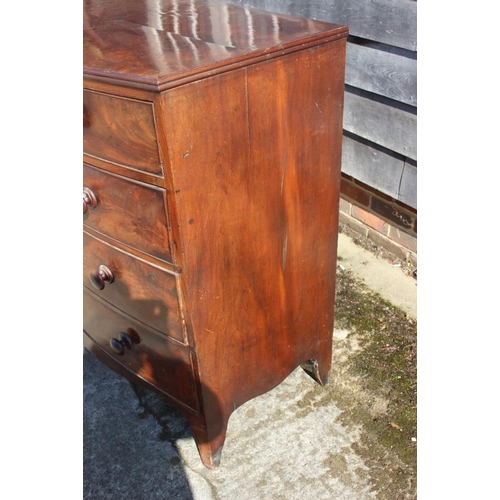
[
  {"x1": 84, "y1": 232, "x2": 417, "y2": 499},
  {"x1": 337, "y1": 233, "x2": 416, "y2": 320}
]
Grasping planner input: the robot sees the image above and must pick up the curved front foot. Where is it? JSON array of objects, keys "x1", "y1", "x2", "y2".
[{"x1": 186, "y1": 410, "x2": 229, "y2": 470}]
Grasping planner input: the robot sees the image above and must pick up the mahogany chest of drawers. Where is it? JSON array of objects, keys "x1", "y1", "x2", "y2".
[{"x1": 83, "y1": 0, "x2": 348, "y2": 469}]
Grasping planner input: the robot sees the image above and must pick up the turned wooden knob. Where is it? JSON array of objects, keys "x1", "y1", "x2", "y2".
[
  {"x1": 89, "y1": 264, "x2": 114, "y2": 290},
  {"x1": 110, "y1": 332, "x2": 134, "y2": 356},
  {"x1": 83, "y1": 187, "x2": 98, "y2": 214}
]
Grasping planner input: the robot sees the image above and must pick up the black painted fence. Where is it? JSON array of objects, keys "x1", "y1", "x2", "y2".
[{"x1": 227, "y1": 0, "x2": 417, "y2": 210}]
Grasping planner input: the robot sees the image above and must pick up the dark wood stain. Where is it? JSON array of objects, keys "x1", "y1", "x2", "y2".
[
  {"x1": 226, "y1": 0, "x2": 417, "y2": 51},
  {"x1": 83, "y1": 164, "x2": 173, "y2": 262},
  {"x1": 83, "y1": 0, "x2": 347, "y2": 469},
  {"x1": 225, "y1": 0, "x2": 417, "y2": 210},
  {"x1": 83, "y1": 90, "x2": 163, "y2": 175}
]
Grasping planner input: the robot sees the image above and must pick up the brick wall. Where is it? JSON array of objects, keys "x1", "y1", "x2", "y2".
[{"x1": 339, "y1": 174, "x2": 417, "y2": 266}]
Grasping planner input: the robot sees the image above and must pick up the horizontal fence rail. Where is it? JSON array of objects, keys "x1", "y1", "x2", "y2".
[{"x1": 228, "y1": 0, "x2": 417, "y2": 211}]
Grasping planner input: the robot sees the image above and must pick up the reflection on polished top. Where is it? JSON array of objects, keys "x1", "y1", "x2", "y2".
[{"x1": 84, "y1": 0, "x2": 348, "y2": 90}]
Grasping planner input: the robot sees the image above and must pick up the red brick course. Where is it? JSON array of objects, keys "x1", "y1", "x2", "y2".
[{"x1": 339, "y1": 174, "x2": 417, "y2": 262}]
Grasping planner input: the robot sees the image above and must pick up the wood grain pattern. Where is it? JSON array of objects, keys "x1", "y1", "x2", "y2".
[
  {"x1": 346, "y1": 41, "x2": 417, "y2": 107},
  {"x1": 344, "y1": 87, "x2": 417, "y2": 160},
  {"x1": 342, "y1": 133, "x2": 405, "y2": 201},
  {"x1": 83, "y1": 289, "x2": 198, "y2": 409},
  {"x1": 227, "y1": 0, "x2": 417, "y2": 51},
  {"x1": 83, "y1": 0, "x2": 348, "y2": 470},
  {"x1": 227, "y1": 0, "x2": 418, "y2": 212},
  {"x1": 83, "y1": 90, "x2": 162, "y2": 175},
  {"x1": 83, "y1": 232, "x2": 184, "y2": 342},
  {"x1": 83, "y1": 0, "x2": 348, "y2": 90},
  {"x1": 83, "y1": 164, "x2": 173, "y2": 263},
  {"x1": 399, "y1": 161, "x2": 417, "y2": 209},
  {"x1": 162, "y1": 41, "x2": 345, "y2": 459}
]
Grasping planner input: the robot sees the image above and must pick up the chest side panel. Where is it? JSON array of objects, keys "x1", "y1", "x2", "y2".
[{"x1": 162, "y1": 40, "x2": 346, "y2": 414}]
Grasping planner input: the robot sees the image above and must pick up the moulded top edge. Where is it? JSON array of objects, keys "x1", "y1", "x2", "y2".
[{"x1": 84, "y1": 0, "x2": 348, "y2": 90}]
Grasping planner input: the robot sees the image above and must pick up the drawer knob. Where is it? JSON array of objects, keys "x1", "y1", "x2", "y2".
[
  {"x1": 83, "y1": 187, "x2": 98, "y2": 214},
  {"x1": 109, "y1": 332, "x2": 134, "y2": 356},
  {"x1": 89, "y1": 264, "x2": 114, "y2": 290}
]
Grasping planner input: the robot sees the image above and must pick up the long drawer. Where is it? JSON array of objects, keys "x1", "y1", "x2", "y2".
[
  {"x1": 83, "y1": 232, "x2": 184, "y2": 343},
  {"x1": 83, "y1": 289, "x2": 198, "y2": 411},
  {"x1": 83, "y1": 90, "x2": 163, "y2": 176},
  {"x1": 83, "y1": 164, "x2": 173, "y2": 263}
]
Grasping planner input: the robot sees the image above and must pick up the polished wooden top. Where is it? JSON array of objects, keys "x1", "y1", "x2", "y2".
[{"x1": 83, "y1": 0, "x2": 348, "y2": 90}]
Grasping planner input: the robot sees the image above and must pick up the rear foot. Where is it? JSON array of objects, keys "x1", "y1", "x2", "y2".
[{"x1": 301, "y1": 359, "x2": 330, "y2": 386}]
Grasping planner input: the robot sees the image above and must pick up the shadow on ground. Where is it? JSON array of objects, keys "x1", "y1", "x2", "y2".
[
  {"x1": 83, "y1": 350, "x2": 195, "y2": 500},
  {"x1": 83, "y1": 264, "x2": 417, "y2": 499}
]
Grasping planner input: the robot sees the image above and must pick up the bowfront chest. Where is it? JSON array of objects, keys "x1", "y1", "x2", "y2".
[{"x1": 83, "y1": 0, "x2": 348, "y2": 468}]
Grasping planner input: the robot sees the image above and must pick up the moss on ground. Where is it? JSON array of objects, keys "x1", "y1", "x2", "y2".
[{"x1": 332, "y1": 267, "x2": 417, "y2": 499}]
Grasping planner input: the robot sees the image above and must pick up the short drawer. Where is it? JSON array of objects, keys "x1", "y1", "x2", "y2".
[
  {"x1": 83, "y1": 164, "x2": 173, "y2": 263},
  {"x1": 83, "y1": 289, "x2": 198, "y2": 411},
  {"x1": 83, "y1": 232, "x2": 184, "y2": 343},
  {"x1": 83, "y1": 90, "x2": 163, "y2": 176}
]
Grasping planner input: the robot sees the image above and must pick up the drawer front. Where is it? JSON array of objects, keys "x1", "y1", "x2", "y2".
[
  {"x1": 83, "y1": 289, "x2": 198, "y2": 411},
  {"x1": 83, "y1": 164, "x2": 172, "y2": 263},
  {"x1": 83, "y1": 90, "x2": 163, "y2": 176},
  {"x1": 83, "y1": 232, "x2": 184, "y2": 343}
]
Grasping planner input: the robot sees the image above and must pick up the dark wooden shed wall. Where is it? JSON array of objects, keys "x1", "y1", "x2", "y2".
[{"x1": 227, "y1": 0, "x2": 417, "y2": 211}]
